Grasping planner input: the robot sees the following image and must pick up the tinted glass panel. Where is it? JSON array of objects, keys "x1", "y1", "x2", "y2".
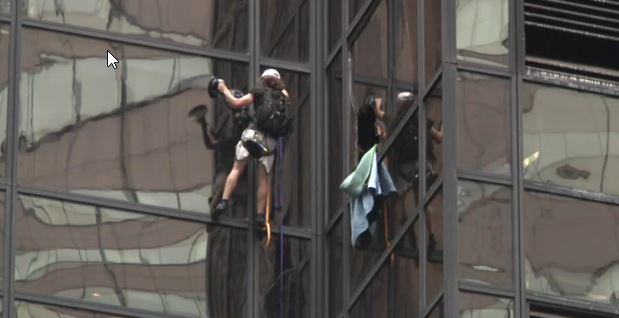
[
  {"x1": 327, "y1": 218, "x2": 343, "y2": 318},
  {"x1": 395, "y1": 0, "x2": 419, "y2": 86},
  {"x1": 459, "y1": 181, "x2": 513, "y2": 289},
  {"x1": 457, "y1": 73, "x2": 511, "y2": 175},
  {"x1": 427, "y1": 300, "x2": 445, "y2": 318},
  {"x1": 349, "y1": 0, "x2": 368, "y2": 23},
  {"x1": 261, "y1": 0, "x2": 309, "y2": 62},
  {"x1": 459, "y1": 292, "x2": 513, "y2": 317},
  {"x1": 22, "y1": 0, "x2": 248, "y2": 51},
  {"x1": 393, "y1": 221, "x2": 420, "y2": 318},
  {"x1": 426, "y1": 83, "x2": 443, "y2": 191},
  {"x1": 426, "y1": 189, "x2": 444, "y2": 306},
  {"x1": 349, "y1": 225, "x2": 385, "y2": 296},
  {"x1": 456, "y1": 0, "x2": 509, "y2": 67},
  {"x1": 0, "y1": 24, "x2": 8, "y2": 178},
  {"x1": 349, "y1": 264, "x2": 388, "y2": 318},
  {"x1": 524, "y1": 191, "x2": 619, "y2": 305},
  {"x1": 0, "y1": 193, "x2": 5, "y2": 286},
  {"x1": 328, "y1": 0, "x2": 343, "y2": 53},
  {"x1": 328, "y1": 53, "x2": 344, "y2": 220},
  {"x1": 256, "y1": 236, "x2": 310, "y2": 318},
  {"x1": 523, "y1": 83, "x2": 619, "y2": 197},
  {"x1": 352, "y1": 0, "x2": 387, "y2": 80},
  {"x1": 0, "y1": 1, "x2": 7, "y2": 15},
  {"x1": 266, "y1": 70, "x2": 311, "y2": 228},
  {"x1": 18, "y1": 28, "x2": 249, "y2": 218},
  {"x1": 15, "y1": 195, "x2": 248, "y2": 318},
  {"x1": 16, "y1": 301, "x2": 122, "y2": 318},
  {"x1": 425, "y1": 0, "x2": 442, "y2": 81}
]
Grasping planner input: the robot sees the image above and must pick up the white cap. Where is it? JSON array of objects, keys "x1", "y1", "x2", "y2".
[
  {"x1": 260, "y1": 68, "x2": 281, "y2": 80},
  {"x1": 397, "y1": 91, "x2": 414, "y2": 106}
]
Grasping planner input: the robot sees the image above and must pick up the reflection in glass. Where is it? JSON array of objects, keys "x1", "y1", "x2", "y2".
[
  {"x1": 22, "y1": 0, "x2": 248, "y2": 51},
  {"x1": 16, "y1": 301, "x2": 122, "y2": 318},
  {"x1": 267, "y1": 70, "x2": 311, "y2": 228},
  {"x1": 459, "y1": 292, "x2": 513, "y2": 317},
  {"x1": 256, "y1": 236, "x2": 310, "y2": 318},
  {"x1": 395, "y1": 0, "x2": 418, "y2": 85},
  {"x1": 349, "y1": 0, "x2": 367, "y2": 23},
  {"x1": 260, "y1": 0, "x2": 309, "y2": 62},
  {"x1": 14, "y1": 195, "x2": 248, "y2": 318},
  {"x1": 352, "y1": 0, "x2": 387, "y2": 80},
  {"x1": 426, "y1": 189, "x2": 444, "y2": 306},
  {"x1": 19, "y1": 28, "x2": 249, "y2": 217},
  {"x1": 327, "y1": 219, "x2": 343, "y2": 318},
  {"x1": 393, "y1": 221, "x2": 420, "y2": 318},
  {"x1": 428, "y1": 300, "x2": 444, "y2": 318},
  {"x1": 457, "y1": 73, "x2": 511, "y2": 175},
  {"x1": 328, "y1": 53, "x2": 344, "y2": 220},
  {"x1": 425, "y1": 0, "x2": 442, "y2": 81},
  {"x1": 523, "y1": 83, "x2": 619, "y2": 197},
  {"x1": 458, "y1": 181, "x2": 513, "y2": 289},
  {"x1": 425, "y1": 83, "x2": 443, "y2": 191},
  {"x1": 349, "y1": 264, "x2": 388, "y2": 318},
  {"x1": 0, "y1": 24, "x2": 8, "y2": 178},
  {"x1": 524, "y1": 191, "x2": 619, "y2": 306},
  {"x1": 0, "y1": 1, "x2": 7, "y2": 15},
  {"x1": 456, "y1": 0, "x2": 509, "y2": 66}
]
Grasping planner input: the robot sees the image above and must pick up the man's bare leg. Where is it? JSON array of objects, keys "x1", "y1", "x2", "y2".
[{"x1": 212, "y1": 158, "x2": 249, "y2": 219}]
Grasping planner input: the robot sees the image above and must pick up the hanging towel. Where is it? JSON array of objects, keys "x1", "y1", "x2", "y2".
[{"x1": 340, "y1": 145, "x2": 397, "y2": 247}]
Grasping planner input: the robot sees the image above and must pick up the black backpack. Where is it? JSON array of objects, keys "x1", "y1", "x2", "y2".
[{"x1": 255, "y1": 88, "x2": 293, "y2": 137}]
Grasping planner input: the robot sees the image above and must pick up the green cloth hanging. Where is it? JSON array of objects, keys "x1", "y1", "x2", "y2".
[{"x1": 339, "y1": 145, "x2": 377, "y2": 198}]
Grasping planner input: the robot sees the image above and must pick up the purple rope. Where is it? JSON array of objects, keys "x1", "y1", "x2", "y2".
[{"x1": 276, "y1": 137, "x2": 285, "y2": 318}]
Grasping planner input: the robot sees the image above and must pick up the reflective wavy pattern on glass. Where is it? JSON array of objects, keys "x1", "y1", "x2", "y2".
[
  {"x1": 16, "y1": 301, "x2": 122, "y2": 318},
  {"x1": 525, "y1": 191, "x2": 619, "y2": 306},
  {"x1": 14, "y1": 194, "x2": 248, "y2": 318},
  {"x1": 523, "y1": 82, "x2": 619, "y2": 197},
  {"x1": 18, "y1": 28, "x2": 249, "y2": 217},
  {"x1": 21, "y1": 0, "x2": 248, "y2": 51},
  {"x1": 459, "y1": 292, "x2": 513, "y2": 317},
  {"x1": 458, "y1": 181, "x2": 513, "y2": 289}
]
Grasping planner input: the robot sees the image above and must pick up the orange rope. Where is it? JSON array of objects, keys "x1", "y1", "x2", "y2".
[{"x1": 265, "y1": 172, "x2": 273, "y2": 246}]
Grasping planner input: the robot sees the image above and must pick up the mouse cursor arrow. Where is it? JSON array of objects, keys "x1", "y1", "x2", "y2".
[{"x1": 107, "y1": 50, "x2": 119, "y2": 69}]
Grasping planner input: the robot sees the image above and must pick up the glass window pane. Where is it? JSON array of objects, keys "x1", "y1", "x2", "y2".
[
  {"x1": 393, "y1": 221, "x2": 420, "y2": 318},
  {"x1": 21, "y1": 0, "x2": 248, "y2": 51},
  {"x1": 458, "y1": 181, "x2": 513, "y2": 289},
  {"x1": 349, "y1": 0, "x2": 368, "y2": 23},
  {"x1": 395, "y1": 0, "x2": 419, "y2": 86},
  {"x1": 328, "y1": 54, "x2": 344, "y2": 220},
  {"x1": 524, "y1": 191, "x2": 619, "y2": 306},
  {"x1": 427, "y1": 299, "x2": 444, "y2": 318},
  {"x1": 265, "y1": 70, "x2": 311, "y2": 228},
  {"x1": 16, "y1": 301, "x2": 122, "y2": 318},
  {"x1": 0, "y1": 24, "x2": 8, "y2": 178},
  {"x1": 15, "y1": 194, "x2": 249, "y2": 318},
  {"x1": 256, "y1": 236, "x2": 310, "y2": 318},
  {"x1": 260, "y1": 0, "x2": 309, "y2": 62},
  {"x1": 425, "y1": 0, "x2": 442, "y2": 81},
  {"x1": 523, "y1": 82, "x2": 619, "y2": 197},
  {"x1": 327, "y1": 218, "x2": 344, "y2": 318},
  {"x1": 349, "y1": 263, "x2": 388, "y2": 318},
  {"x1": 457, "y1": 72, "x2": 511, "y2": 176},
  {"x1": 352, "y1": 0, "x2": 388, "y2": 80},
  {"x1": 426, "y1": 189, "x2": 444, "y2": 306},
  {"x1": 459, "y1": 292, "x2": 514, "y2": 317},
  {"x1": 456, "y1": 0, "x2": 509, "y2": 67},
  {"x1": 350, "y1": 225, "x2": 385, "y2": 296},
  {"x1": 0, "y1": 1, "x2": 7, "y2": 15},
  {"x1": 328, "y1": 0, "x2": 343, "y2": 53},
  {"x1": 18, "y1": 28, "x2": 249, "y2": 217},
  {"x1": 425, "y1": 82, "x2": 443, "y2": 191}
]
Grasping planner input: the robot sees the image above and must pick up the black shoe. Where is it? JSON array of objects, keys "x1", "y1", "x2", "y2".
[{"x1": 212, "y1": 199, "x2": 228, "y2": 220}]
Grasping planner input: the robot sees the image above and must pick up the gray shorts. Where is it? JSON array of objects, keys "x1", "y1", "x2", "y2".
[{"x1": 235, "y1": 128, "x2": 277, "y2": 173}]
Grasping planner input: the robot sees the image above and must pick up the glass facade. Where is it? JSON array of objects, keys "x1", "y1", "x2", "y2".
[{"x1": 0, "y1": 0, "x2": 613, "y2": 317}]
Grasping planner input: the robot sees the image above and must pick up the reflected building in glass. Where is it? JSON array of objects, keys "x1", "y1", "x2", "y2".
[{"x1": 0, "y1": 0, "x2": 615, "y2": 317}]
